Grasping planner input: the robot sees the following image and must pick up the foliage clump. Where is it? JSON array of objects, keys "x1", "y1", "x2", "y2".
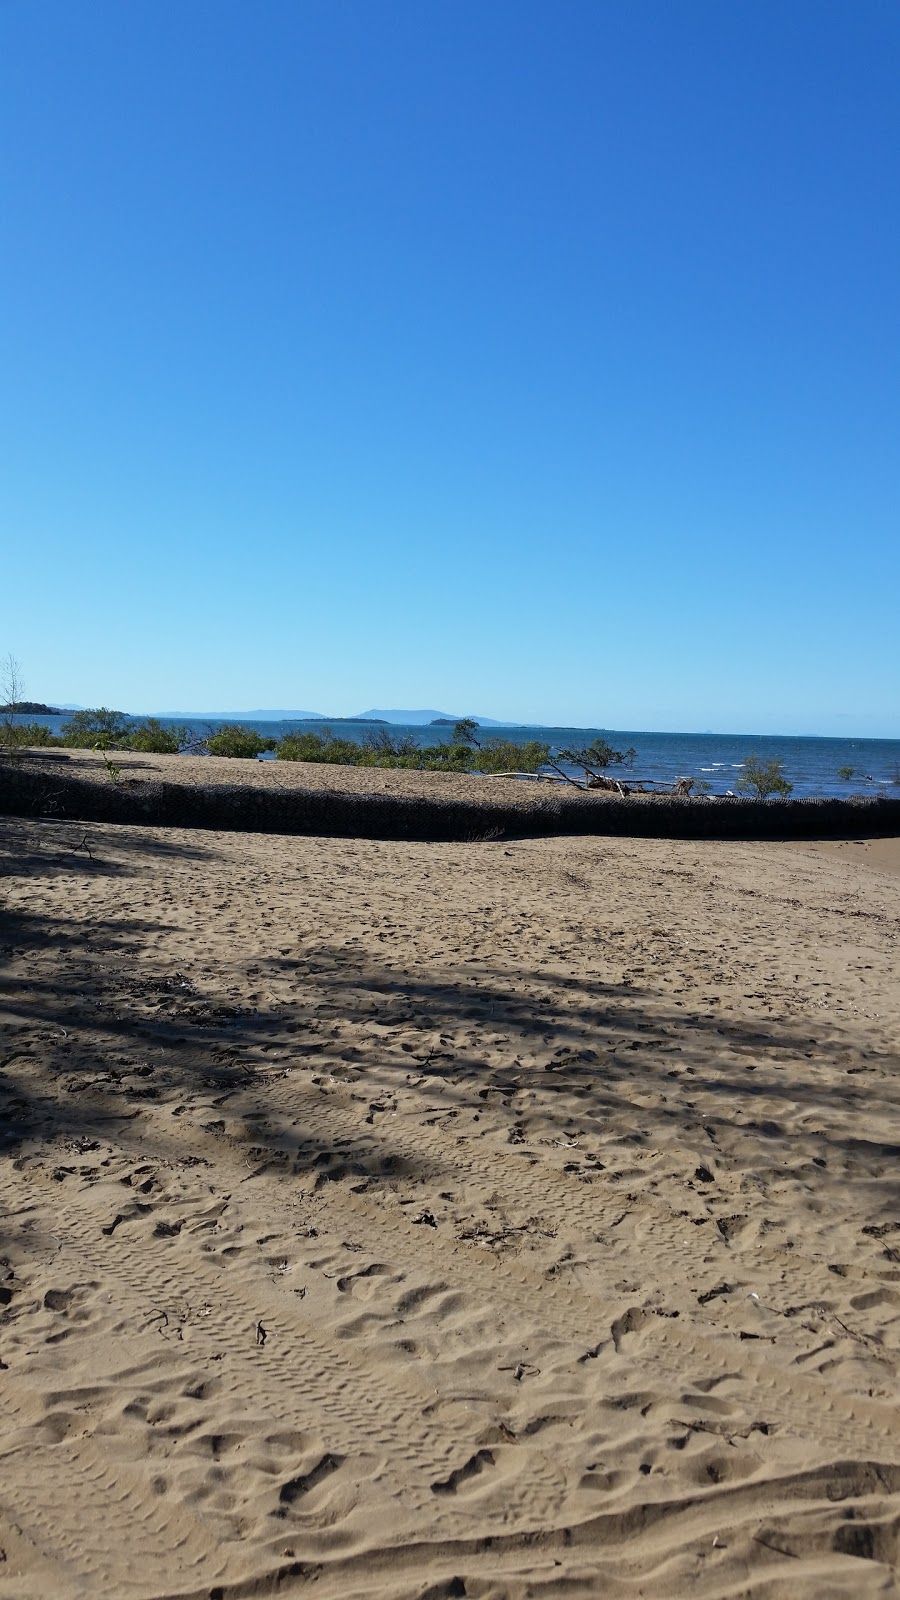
[
  {"x1": 274, "y1": 726, "x2": 549, "y2": 774},
  {"x1": 125, "y1": 718, "x2": 191, "y2": 754},
  {"x1": 59, "y1": 708, "x2": 132, "y2": 749},
  {"x1": 277, "y1": 729, "x2": 368, "y2": 764},
  {"x1": 205, "y1": 723, "x2": 278, "y2": 758},
  {"x1": 735, "y1": 756, "x2": 793, "y2": 800},
  {"x1": 540, "y1": 738, "x2": 637, "y2": 789},
  {"x1": 0, "y1": 720, "x2": 57, "y2": 749},
  {"x1": 471, "y1": 738, "x2": 549, "y2": 774},
  {"x1": 12, "y1": 708, "x2": 194, "y2": 754}
]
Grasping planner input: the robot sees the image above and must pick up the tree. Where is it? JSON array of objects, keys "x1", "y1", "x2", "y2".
[
  {"x1": 453, "y1": 719, "x2": 481, "y2": 748},
  {"x1": 837, "y1": 765, "x2": 855, "y2": 782},
  {"x1": 736, "y1": 756, "x2": 793, "y2": 800},
  {"x1": 475, "y1": 738, "x2": 549, "y2": 774},
  {"x1": 551, "y1": 739, "x2": 637, "y2": 787},
  {"x1": 126, "y1": 718, "x2": 192, "y2": 754},
  {"x1": 205, "y1": 724, "x2": 278, "y2": 758},
  {"x1": 362, "y1": 729, "x2": 421, "y2": 760},
  {"x1": 1, "y1": 654, "x2": 25, "y2": 747},
  {"x1": 278, "y1": 730, "x2": 366, "y2": 764},
  {"x1": 60, "y1": 708, "x2": 133, "y2": 749},
  {"x1": 1, "y1": 652, "x2": 25, "y2": 716}
]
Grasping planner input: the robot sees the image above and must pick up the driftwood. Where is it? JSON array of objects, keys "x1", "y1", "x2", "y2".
[
  {"x1": 482, "y1": 772, "x2": 568, "y2": 782},
  {"x1": 587, "y1": 774, "x2": 630, "y2": 796},
  {"x1": 486, "y1": 768, "x2": 694, "y2": 798},
  {"x1": 545, "y1": 760, "x2": 589, "y2": 790}
]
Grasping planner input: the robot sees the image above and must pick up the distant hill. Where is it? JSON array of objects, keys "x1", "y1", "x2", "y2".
[
  {"x1": 353, "y1": 708, "x2": 506, "y2": 726},
  {"x1": 58, "y1": 705, "x2": 520, "y2": 727},
  {"x1": 147, "y1": 709, "x2": 326, "y2": 721}
]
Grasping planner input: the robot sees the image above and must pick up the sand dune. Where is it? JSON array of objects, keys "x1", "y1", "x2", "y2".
[{"x1": 1, "y1": 814, "x2": 899, "y2": 1596}]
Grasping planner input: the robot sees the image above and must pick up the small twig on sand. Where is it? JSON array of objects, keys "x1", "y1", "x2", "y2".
[
  {"x1": 753, "y1": 1533, "x2": 799, "y2": 1560},
  {"x1": 68, "y1": 833, "x2": 95, "y2": 861}
]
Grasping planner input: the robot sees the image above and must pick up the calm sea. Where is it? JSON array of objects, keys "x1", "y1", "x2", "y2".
[{"x1": 12, "y1": 715, "x2": 900, "y2": 799}]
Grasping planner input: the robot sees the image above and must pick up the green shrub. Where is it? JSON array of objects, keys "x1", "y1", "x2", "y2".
[
  {"x1": 735, "y1": 756, "x2": 793, "y2": 800},
  {"x1": 0, "y1": 720, "x2": 59, "y2": 750},
  {"x1": 476, "y1": 739, "x2": 550, "y2": 774},
  {"x1": 361, "y1": 729, "x2": 422, "y2": 760},
  {"x1": 277, "y1": 731, "x2": 327, "y2": 762},
  {"x1": 355, "y1": 748, "x2": 421, "y2": 768},
  {"x1": 423, "y1": 742, "x2": 477, "y2": 770},
  {"x1": 277, "y1": 730, "x2": 362, "y2": 764},
  {"x1": 60, "y1": 708, "x2": 133, "y2": 749},
  {"x1": 125, "y1": 718, "x2": 190, "y2": 754},
  {"x1": 837, "y1": 765, "x2": 855, "y2": 782},
  {"x1": 206, "y1": 724, "x2": 278, "y2": 758},
  {"x1": 276, "y1": 728, "x2": 551, "y2": 776}
]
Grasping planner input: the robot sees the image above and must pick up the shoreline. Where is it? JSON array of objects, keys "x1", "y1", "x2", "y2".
[{"x1": 3, "y1": 747, "x2": 900, "y2": 841}]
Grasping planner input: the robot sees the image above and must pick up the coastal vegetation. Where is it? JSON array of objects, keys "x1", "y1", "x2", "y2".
[
  {"x1": 0, "y1": 696, "x2": 813, "y2": 802},
  {"x1": 736, "y1": 755, "x2": 793, "y2": 800},
  {"x1": 125, "y1": 718, "x2": 193, "y2": 754},
  {"x1": 55, "y1": 709, "x2": 195, "y2": 753},
  {"x1": 0, "y1": 696, "x2": 551, "y2": 774},
  {"x1": 549, "y1": 738, "x2": 637, "y2": 788},
  {"x1": 3, "y1": 666, "x2": 879, "y2": 801},
  {"x1": 205, "y1": 724, "x2": 278, "y2": 758},
  {"x1": 276, "y1": 724, "x2": 551, "y2": 774},
  {"x1": 0, "y1": 695, "x2": 195, "y2": 756},
  {"x1": 0, "y1": 719, "x2": 58, "y2": 750}
]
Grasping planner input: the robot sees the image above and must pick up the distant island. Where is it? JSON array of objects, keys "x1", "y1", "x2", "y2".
[
  {"x1": 354, "y1": 708, "x2": 505, "y2": 726},
  {"x1": 148, "y1": 708, "x2": 326, "y2": 721},
  {"x1": 26, "y1": 703, "x2": 513, "y2": 728}
]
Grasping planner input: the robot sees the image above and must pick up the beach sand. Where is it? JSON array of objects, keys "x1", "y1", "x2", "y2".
[{"x1": 1, "y1": 809, "x2": 899, "y2": 1597}]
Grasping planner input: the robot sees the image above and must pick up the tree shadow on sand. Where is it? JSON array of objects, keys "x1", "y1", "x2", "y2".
[{"x1": 3, "y1": 825, "x2": 899, "y2": 1233}]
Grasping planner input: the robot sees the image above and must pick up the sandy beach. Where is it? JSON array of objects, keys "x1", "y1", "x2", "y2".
[{"x1": 1, "y1": 807, "x2": 899, "y2": 1597}]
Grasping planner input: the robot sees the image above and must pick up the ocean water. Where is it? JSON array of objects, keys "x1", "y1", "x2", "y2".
[{"x1": 10, "y1": 715, "x2": 900, "y2": 799}]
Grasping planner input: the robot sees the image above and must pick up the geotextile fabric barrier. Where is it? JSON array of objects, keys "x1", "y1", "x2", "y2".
[{"x1": 2, "y1": 762, "x2": 900, "y2": 841}]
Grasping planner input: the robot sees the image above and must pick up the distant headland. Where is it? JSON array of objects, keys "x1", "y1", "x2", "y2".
[{"x1": 353, "y1": 709, "x2": 505, "y2": 726}]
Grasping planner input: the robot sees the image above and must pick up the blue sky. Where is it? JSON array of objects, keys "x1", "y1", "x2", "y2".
[{"x1": 2, "y1": 0, "x2": 898, "y2": 735}]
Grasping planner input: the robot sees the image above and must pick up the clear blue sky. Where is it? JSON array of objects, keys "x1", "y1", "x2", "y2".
[{"x1": 2, "y1": 0, "x2": 898, "y2": 735}]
